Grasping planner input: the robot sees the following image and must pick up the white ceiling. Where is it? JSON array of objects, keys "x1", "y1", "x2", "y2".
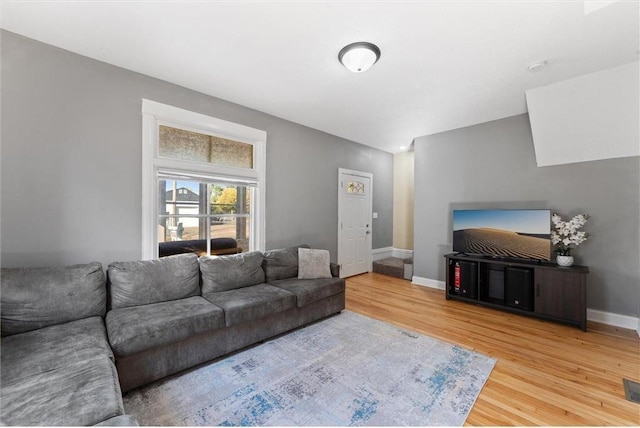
[{"x1": 1, "y1": 1, "x2": 638, "y2": 153}]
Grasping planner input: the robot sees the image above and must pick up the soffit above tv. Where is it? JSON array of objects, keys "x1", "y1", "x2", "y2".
[{"x1": 526, "y1": 61, "x2": 639, "y2": 167}]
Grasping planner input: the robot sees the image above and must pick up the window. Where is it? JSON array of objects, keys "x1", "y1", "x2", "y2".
[
  {"x1": 159, "y1": 179, "x2": 252, "y2": 252},
  {"x1": 158, "y1": 125, "x2": 254, "y2": 168},
  {"x1": 142, "y1": 100, "x2": 266, "y2": 259},
  {"x1": 346, "y1": 180, "x2": 366, "y2": 194}
]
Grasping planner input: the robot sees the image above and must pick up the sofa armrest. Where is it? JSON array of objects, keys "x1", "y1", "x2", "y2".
[{"x1": 330, "y1": 263, "x2": 340, "y2": 278}]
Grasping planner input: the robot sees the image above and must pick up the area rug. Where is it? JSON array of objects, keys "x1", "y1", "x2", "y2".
[{"x1": 123, "y1": 311, "x2": 495, "y2": 426}]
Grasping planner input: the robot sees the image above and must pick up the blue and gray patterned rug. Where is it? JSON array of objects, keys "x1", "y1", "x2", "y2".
[{"x1": 124, "y1": 311, "x2": 495, "y2": 426}]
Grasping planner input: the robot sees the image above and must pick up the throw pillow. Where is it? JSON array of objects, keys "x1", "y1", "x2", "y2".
[{"x1": 298, "y1": 248, "x2": 332, "y2": 279}]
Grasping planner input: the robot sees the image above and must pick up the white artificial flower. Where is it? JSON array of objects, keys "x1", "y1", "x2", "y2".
[{"x1": 551, "y1": 213, "x2": 590, "y2": 255}]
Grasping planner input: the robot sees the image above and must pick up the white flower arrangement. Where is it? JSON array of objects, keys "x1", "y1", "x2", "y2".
[{"x1": 550, "y1": 213, "x2": 590, "y2": 256}]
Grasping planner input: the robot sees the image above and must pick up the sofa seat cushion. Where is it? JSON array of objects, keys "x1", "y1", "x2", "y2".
[
  {"x1": 0, "y1": 355, "x2": 123, "y2": 426},
  {"x1": 203, "y1": 284, "x2": 296, "y2": 327},
  {"x1": 106, "y1": 296, "x2": 225, "y2": 357},
  {"x1": 1, "y1": 262, "x2": 106, "y2": 337},
  {"x1": 1, "y1": 316, "x2": 113, "y2": 385},
  {"x1": 269, "y1": 277, "x2": 346, "y2": 308},
  {"x1": 107, "y1": 253, "x2": 200, "y2": 310}
]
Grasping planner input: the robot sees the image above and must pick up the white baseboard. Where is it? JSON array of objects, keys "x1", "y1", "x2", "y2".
[
  {"x1": 392, "y1": 248, "x2": 413, "y2": 259},
  {"x1": 372, "y1": 247, "x2": 393, "y2": 261},
  {"x1": 412, "y1": 275, "x2": 446, "y2": 290},
  {"x1": 412, "y1": 276, "x2": 640, "y2": 337},
  {"x1": 587, "y1": 309, "x2": 640, "y2": 336},
  {"x1": 372, "y1": 247, "x2": 414, "y2": 261}
]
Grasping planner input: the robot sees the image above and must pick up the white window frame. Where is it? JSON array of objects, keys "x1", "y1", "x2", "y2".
[{"x1": 141, "y1": 99, "x2": 266, "y2": 259}]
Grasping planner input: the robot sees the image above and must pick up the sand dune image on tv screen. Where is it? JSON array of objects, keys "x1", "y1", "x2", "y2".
[{"x1": 453, "y1": 228, "x2": 550, "y2": 260}]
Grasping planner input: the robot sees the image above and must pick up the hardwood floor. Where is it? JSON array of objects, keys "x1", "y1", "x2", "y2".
[{"x1": 345, "y1": 273, "x2": 640, "y2": 426}]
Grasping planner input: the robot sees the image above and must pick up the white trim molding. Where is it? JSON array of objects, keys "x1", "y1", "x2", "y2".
[
  {"x1": 587, "y1": 309, "x2": 640, "y2": 337},
  {"x1": 412, "y1": 276, "x2": 446, "y2": 290},
  {"x1": 372, "y1": 247, "x2": 414, "y2": 261},
  {"x1": 412, "y1": 276, "x2": 640, "y2": 337},
  {"x1": 372, "y1": 247, "x2": 393, "y2": 261},
  {"x1": 392, "y1": 248, "x2": 413, "y2": 259}
]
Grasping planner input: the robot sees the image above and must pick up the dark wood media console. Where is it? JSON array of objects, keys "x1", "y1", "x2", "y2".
[{"x1": 445, "y1": 253, "x2": 589, "y2": 331}]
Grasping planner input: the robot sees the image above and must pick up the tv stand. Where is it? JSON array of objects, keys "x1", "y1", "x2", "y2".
[{"x1": 445, "y1": 253, "x2": 588, "y2": 331}]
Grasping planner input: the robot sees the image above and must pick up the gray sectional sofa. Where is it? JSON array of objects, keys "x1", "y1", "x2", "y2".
[
  {"x1": 1, "y1": 245, "x2": 345, "y2": 426},
  {"x1": 0, "y1": 263, "x2": 132, "y2": 426}
]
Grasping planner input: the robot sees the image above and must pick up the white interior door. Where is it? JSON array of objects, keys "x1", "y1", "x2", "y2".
[{"x1": 338, "y1": 169, "x2": 372, "y2": 278}]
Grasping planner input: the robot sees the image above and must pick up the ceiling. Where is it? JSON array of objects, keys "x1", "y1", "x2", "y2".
[{"x1": 1, "y1": 1, "x2": 638, "y2": 153}]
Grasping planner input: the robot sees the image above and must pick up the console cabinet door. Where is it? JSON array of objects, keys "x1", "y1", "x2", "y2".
[{"x1": 534, "y1": 269, "x2": 584, "y2": 324}]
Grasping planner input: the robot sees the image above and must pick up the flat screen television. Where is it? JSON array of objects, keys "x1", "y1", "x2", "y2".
[{"x1": 452, "y1": 209, "x2": 552, "y2": 261}]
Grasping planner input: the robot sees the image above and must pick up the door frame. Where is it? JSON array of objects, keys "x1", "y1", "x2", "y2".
[{"x1": 337, "y1": 168, "x2": 373, "y2": 277}]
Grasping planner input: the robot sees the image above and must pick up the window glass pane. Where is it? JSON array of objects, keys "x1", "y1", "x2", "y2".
[
  {"x1": 346, "y1": 180, "x2": 365, "y2": 194},
  {"x1": 158, "y1": 179, "x2": 251, "y2": 255},
  {"x1": 159, "y1": 125, "x2": 254, "y2": 168},
  {"x1": 237, "y1": 216, "x2": 251, "y2": 254},
  {"x1": 211, "y1": 184, "x2": 251, "y2": 251},
  {"x1": 158, "y1": 179, "x2": 208, "y2": 242},
  {"x1": 158, "y1": 216, "x2": 206, "y2": 243},
  {"x1": 210, "y1": 216, "x2": 250, "y2": 253}
]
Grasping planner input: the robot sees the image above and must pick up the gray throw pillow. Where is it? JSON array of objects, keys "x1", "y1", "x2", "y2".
[
  {"x1": 298, "y1": 248, "x2": 332, "y2": 279},
  {"x1": 199, "y1": 251, "x2": 265, "y2": 293},
  {"x1": 107, "y1": 253, "x2": 200, "y2": 309}
]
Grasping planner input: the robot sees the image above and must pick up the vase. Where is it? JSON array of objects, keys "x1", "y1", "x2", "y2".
[{"x1": 556, "y1": 255, "x2": 574, "y2": 267}]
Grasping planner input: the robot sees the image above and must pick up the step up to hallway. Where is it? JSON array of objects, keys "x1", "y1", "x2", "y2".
[{"x1": 372, "y1": 257, "x2": 413, "y2": 280}]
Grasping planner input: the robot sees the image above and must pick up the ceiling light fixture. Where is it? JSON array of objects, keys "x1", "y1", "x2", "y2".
[
  {"x1": 527, "y1": 60, "x2": 547, "y2": 73},
  {"x1": 338, "y1": 42, "x2": 381, "y2": 73}
]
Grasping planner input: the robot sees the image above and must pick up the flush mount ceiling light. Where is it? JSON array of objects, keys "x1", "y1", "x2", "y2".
[
  {"x1": 527, "y1": 60, "x2": 547, "y2": 73},
  {"x1": 338, "y1": 42, "x2": 381, "y2": 73}
]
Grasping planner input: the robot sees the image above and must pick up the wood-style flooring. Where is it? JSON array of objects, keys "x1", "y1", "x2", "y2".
[{"x1": 345, "y1": 272, "x2": 640, "y2": 426}]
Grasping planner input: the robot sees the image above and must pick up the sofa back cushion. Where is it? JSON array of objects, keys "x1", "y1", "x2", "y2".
[
  {"x1": 199, "y1": 251, "x2": 265, "y2": 293},
  {"x1": 262, "y1": 244, "x2": 309, "y2": 282},
  {"x1": 107, "y1": 253, "x2": 200, "y2": 310},
  {"x1": 1, "y1": 262, "x2": 106, "y2": 337}
]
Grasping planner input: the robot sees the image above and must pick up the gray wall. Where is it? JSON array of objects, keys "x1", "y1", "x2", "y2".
[
  {"x1": 414, "y1": 114, "x2": 639, "y2": 317},
  {"x1": 0, "y1": 31, "x2": 393, "y2": 269}
]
